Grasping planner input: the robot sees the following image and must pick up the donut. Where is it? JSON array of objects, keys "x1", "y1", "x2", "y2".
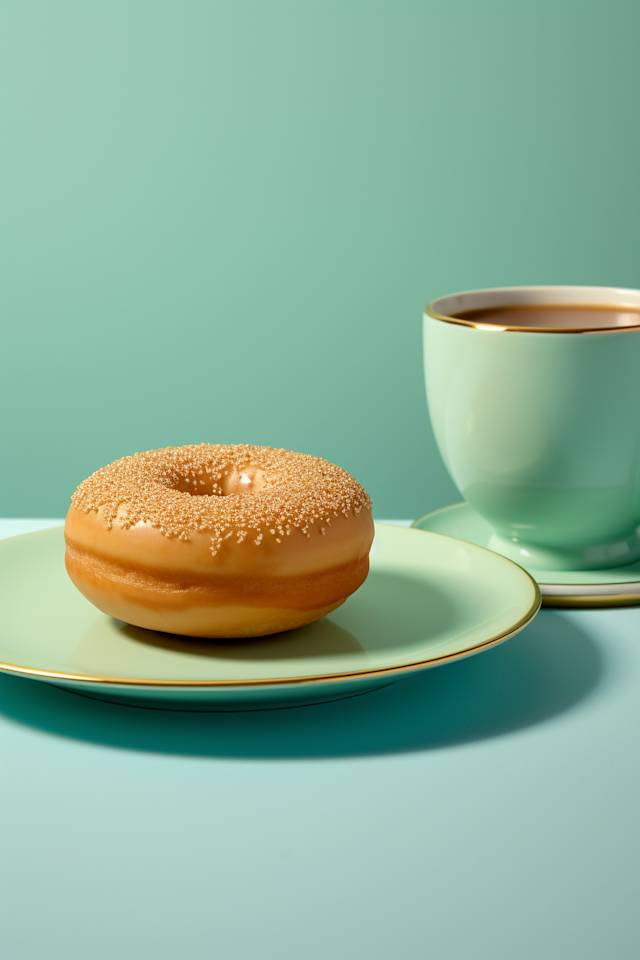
[{"x1": 64, "y1": 444, "x2": 374, "y2": 638}]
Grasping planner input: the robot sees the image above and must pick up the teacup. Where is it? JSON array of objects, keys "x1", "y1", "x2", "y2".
[{"x1": 424, "y1": 286, "x2": 640, "y2": 571}]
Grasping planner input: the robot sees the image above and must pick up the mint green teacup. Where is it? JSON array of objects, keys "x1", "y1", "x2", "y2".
[{"x1": 424, "y1": 286, "x2": 640, "y2": 571}]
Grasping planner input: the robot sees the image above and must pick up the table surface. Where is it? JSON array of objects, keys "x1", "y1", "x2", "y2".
[{"x1": 0, "y1": 518, "x2": 638, "y2": 960}]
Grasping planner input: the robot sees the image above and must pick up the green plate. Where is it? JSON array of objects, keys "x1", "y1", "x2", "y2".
[
  {"x1": 413, "y1": 503, "x2": 640, "y2": 607},
  {"x1": 0, "y1": 524, "x2": 540, "y2": 711}
]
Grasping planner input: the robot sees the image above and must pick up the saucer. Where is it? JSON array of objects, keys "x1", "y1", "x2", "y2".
[
  {"x1": 0, "y1": 524, "x2": 539, "y2": 711},
  {"x1": 413, "y1": 503, "x2": 640, "y2": 607}
]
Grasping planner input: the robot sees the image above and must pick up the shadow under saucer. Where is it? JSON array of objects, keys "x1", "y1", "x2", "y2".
[{"x1": 0, "y1": 610, "x2": 603, "y2": 759}]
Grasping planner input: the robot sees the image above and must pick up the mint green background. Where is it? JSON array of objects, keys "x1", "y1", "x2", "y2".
[{"x1": 2, "y1": 1, "x2": 639, "y2": 518}]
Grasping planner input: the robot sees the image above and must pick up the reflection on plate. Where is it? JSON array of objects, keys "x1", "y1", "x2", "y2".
[
  {"x1": 413, "y1": 502, "x2": 640, "y2": 607},
  {"x1": 0, "y1": 524, "x2": 540, "y2": 710}
]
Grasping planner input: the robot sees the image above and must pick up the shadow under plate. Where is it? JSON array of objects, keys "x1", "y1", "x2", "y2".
[{"x1": 0, "y1": 611, "x2": 602, "y2": 759}]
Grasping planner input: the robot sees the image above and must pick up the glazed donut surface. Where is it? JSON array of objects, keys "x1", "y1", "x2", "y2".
[{"x1": 65, "y1": 444, "x2": 374, "y2": 638}]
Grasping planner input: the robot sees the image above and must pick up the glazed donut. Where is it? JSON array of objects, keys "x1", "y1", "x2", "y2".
[{"x1": 64, "y1": 444, "x2": 374, "y2": 638}]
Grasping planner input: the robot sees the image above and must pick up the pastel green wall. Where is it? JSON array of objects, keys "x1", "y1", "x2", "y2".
[{"x1": 2, "y1": 1, "x2": 639, "y2": 518}]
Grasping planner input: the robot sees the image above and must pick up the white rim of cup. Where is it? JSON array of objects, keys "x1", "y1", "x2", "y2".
[{"x1": 425, "y1": 285, "x2": 640, "y2": 334}]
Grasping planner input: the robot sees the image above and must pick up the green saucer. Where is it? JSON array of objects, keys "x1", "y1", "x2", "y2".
[
  {"x1": 0, "y1": 524, "x2": 539, "y2": 710},
  {"x1": 413, "y1": 503, "x2": 640, "y2": 607}
]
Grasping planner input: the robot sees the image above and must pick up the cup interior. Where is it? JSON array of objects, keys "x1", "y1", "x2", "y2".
[{"x1": 427, "y1": 286, "x2": 640, "y2": 332}]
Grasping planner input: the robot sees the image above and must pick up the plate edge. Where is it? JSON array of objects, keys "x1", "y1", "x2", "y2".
[{"x1": 0, "y1": 523, "x2": 541, "y2": 690}]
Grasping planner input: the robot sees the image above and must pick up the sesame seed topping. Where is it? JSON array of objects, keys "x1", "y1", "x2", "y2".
[{"x1": 71, "y1": 444, "x2": 372, "y2": 558}]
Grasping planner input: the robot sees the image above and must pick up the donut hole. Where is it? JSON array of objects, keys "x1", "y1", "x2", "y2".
[
  {"x1": 172, "y1": 465, "x2": 267, "y2": 497},
  {"x1": 219, "y1": 465, "x2": 267, "y2": 496}
]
